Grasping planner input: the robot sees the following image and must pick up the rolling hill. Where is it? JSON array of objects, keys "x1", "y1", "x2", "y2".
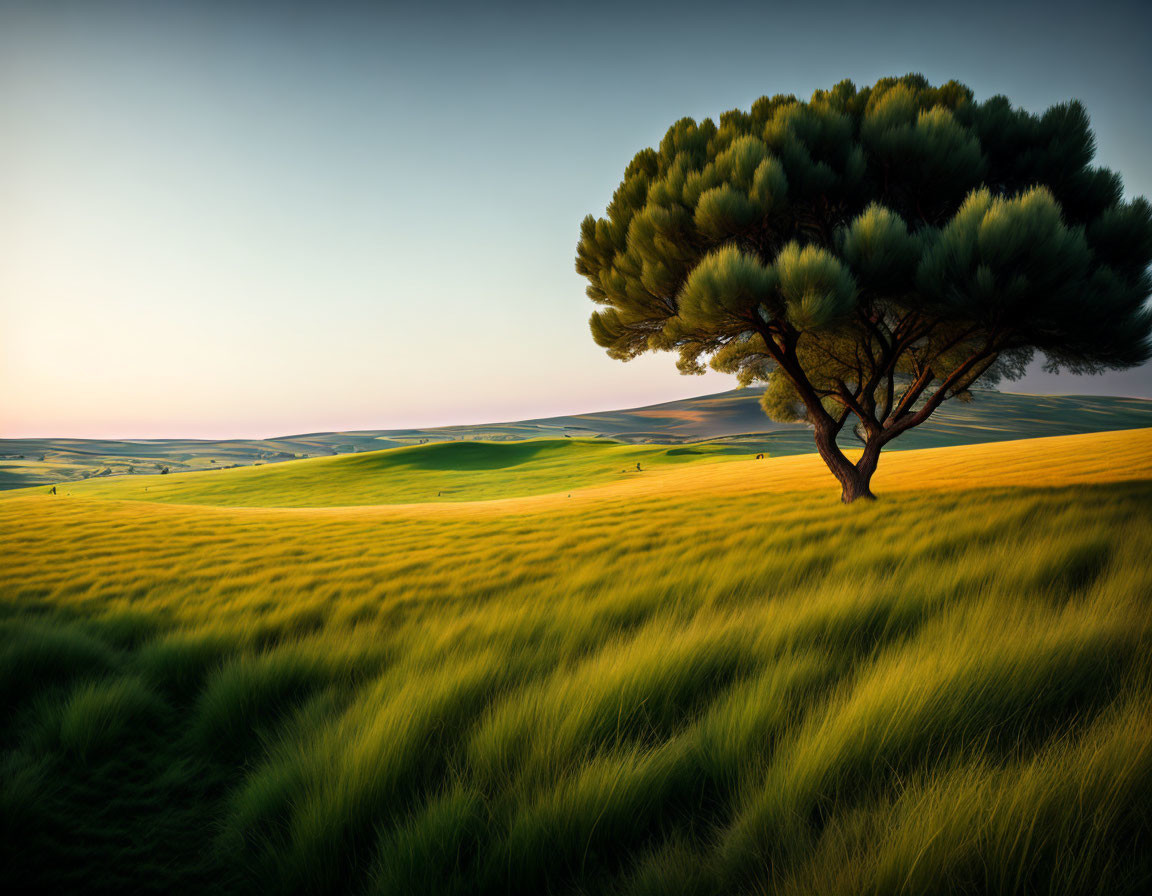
[
  {"x1": 7, "y1": 427, "x2": 1150, "y2": 508},
  {"x1": 24, "y1": 439, "x2": 737, "y2": 506},
  {"x1": 3, "y1": 385, "x2": 1151, "y2": 491}
]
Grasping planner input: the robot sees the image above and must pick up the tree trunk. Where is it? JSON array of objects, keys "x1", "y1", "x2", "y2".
[
  {"x1": 850, "y1": 438, "x2": 882, "y2": 502},
  {"x1": 838, "y1": 467, "x2": 876, "y2": 503},
  {"x1": 813, "y1": 424, "x2": 879, "y2": 504}
]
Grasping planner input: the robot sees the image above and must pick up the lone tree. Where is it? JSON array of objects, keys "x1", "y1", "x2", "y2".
[{"x1": 576, "y1": 75, "x2": 1152, "y2": 501}]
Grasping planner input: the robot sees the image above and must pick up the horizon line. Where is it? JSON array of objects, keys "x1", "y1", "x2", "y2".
[{"x1": 4, "y1": 384, "x2": 1152, "y2": 443}]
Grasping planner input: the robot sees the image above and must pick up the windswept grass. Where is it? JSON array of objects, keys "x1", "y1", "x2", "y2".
[{"x1": 0, "y1": 429, "x2": 1150, "y2": 893}]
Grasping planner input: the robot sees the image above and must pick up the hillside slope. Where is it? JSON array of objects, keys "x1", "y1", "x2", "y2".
[
  {"x1": 15, "y1": 427, "x2": 1152, "y2": 508},
  {"x1": 3, "y1": 387, "x2": 1151, "y2": 490},
  {"x1": 1, "y1": 430, "x2": 1150, "y2": 894},
  {"x1": 11, "y1": 439, "x2": 738, "y2": 506}
]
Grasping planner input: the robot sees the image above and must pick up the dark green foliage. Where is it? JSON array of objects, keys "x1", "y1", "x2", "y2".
[
  {"x1": 0, "y1": 619, "x2": 118, "y2": 716},
  {"x1": 53, "y1": 677, "x2": 166, "y2": 761},
  {"x1": 576, "y1": 75, "x2": 1152, "y2": 500},
  {"x1": 189, "y1": 649, "x2": 348, "y2": 760}
]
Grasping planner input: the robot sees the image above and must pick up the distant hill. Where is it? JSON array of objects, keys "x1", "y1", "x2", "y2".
[
  {"x1": 3, "y1": 386, "x2": 1151, "y2": 490},
  {"x1": 21, "y1": 439, "x2": 739, "y2": 507}
]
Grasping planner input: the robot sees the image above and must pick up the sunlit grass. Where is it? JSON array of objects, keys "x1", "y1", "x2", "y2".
[
  {"x1": 17, "y1": 438, "x2": 738, "y2": 507},
  {"x1": 1, "y1": 429, "x2": 1150, "y2": 893}
]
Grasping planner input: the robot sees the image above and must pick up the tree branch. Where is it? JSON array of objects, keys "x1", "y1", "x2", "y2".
[{"x1": 884, "y1": 346, "x2": 998, "y2": 440}]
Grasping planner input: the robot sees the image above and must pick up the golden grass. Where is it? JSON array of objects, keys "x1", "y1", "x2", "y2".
[{"x1": 1, "y1": 429, "x2": 1150, "y2": 893}]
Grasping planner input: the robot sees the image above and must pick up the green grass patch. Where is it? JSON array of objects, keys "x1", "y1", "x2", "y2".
[{"x1": 21, "y1": 438, "x2": 738, "y2": 507}]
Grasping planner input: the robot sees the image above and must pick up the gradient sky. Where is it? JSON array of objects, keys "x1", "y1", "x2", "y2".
[{"x1": 2, "y1": 0, "x2": 1150, "y2": 438}]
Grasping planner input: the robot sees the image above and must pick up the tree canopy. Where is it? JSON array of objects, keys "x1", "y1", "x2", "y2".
[{"x1": 575, "y1": 75, "x2": 1152, "y2": 501}]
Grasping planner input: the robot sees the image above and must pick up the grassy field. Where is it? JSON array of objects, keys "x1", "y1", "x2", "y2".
[
  {"x1": 4, "y1": 386, "x2": 1150, "y2": 491},
  {"x1": 2, "y1": 429, "x2": 1151, "y2": 894},
  {"x1": 25, "y1": 439, "x2": 738, "y2": 507}
]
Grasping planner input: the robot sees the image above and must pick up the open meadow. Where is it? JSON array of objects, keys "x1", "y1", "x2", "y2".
[
  {"x1": 2, "y1": 428, "x2": 1151, "y2": 894},
  {"x1": 5, "y1": 387, "x2": 1152, "y2": 492}
]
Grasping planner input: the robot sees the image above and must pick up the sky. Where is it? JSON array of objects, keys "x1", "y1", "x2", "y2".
[{"x1": 1, "y1": 0, "x2": 1151, "y2": 439}]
